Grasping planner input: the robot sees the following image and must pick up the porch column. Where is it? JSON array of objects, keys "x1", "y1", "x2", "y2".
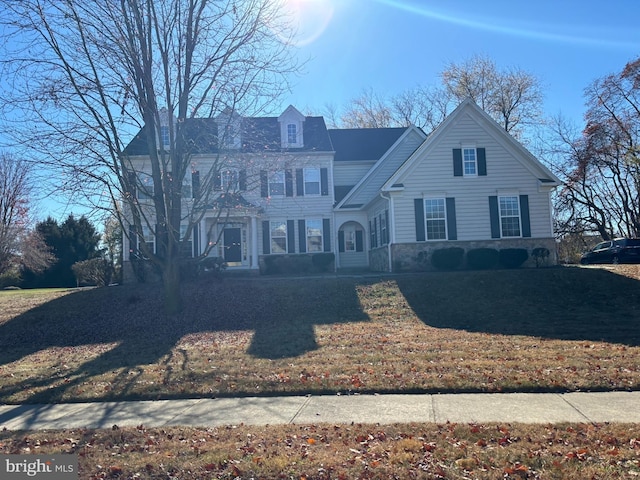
[{"x1": 250, "y1": 216, "x2": 258, "y2": 269}]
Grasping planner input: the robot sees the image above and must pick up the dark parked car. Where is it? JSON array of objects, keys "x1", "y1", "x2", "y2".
[{"x1": 580, "y1": 238, "x2": 640, "y2": 264}]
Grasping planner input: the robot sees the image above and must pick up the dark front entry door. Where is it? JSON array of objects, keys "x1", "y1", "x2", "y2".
[{"x1": 224, "y1": 228, "x2": 242, "y2": 263}]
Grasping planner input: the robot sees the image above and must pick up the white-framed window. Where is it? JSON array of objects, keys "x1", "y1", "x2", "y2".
[
  {"x1": 379, "y1": 210, "x2": 388, "y2": 245},
  {"x1": 306, "y1": 219, "x2": 323, "y2": 252},
  {"x1": 425, "y1": 198, "x2": 447, "y2": 240},
  {"x1": 181, "y1": 178, "x2": 192, "y2": 198},
  {"x1": 179, "y1": 224, "x2": 193, "y2": 257},
  {"x1": 140, "y1": 225, "x2": 155, "y2": 256},
  {"x1": 463, "y1": 147, "x2": 477, "y2": 176},
  {"x1": 223, "y1": 124, "x2": 239, "y2": 149},
  {"x1": 344, "y1": 229, "x2": 356, "y2": 252},
  {"x1": 221, "y1": 169, "x2": 239, "y2": 191},
  {"x1": 287, "y1": 123, "x2": 297, "y2": 144},
  {"x1": 499, "y1": 196, "x2": 521, "y2": 237},
  {"x1": 269, "y1": 171, "x2": 285, "y2": 196},
  {"x1": 137, "y1": 173, "x2": 154, "y2": 200},
  {"x1": 270, "y1": 221, "x2": 287, "y2": 254},
  {"x1": 304, "y1": 168, "x2": 320, "y2": 195},
  {"x1": 160, "y1": 125, "x2": 170, "y2": 148}
]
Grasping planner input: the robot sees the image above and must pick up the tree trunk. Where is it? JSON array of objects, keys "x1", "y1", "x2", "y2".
[{"x1": 162, "y1": 260, "x2": 183, "y2": 315}]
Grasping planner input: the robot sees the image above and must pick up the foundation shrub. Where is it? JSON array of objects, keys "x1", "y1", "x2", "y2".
[
  {"x1": 431, "y1": 247, "x2": 465, "y2": 270},
  {"x1": 467, "y1": 248, "x2": 499, "y2": 270}
]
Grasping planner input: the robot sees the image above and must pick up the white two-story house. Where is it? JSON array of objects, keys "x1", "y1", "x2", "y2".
[{"x1": 122, "y1": 99, "x2": 559, "y2": 279}]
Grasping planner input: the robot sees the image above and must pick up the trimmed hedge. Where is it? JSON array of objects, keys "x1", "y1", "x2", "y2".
[
  {"x1": 466, "y1": 248, "x2": 499, "y2": 270},
  {"x1": 499, "y1": 248, "x2": 529, "y2": 269},
  {"x1": 262, "y1": 253, "x2": 335, "y2": 275},
  {"x1": 431, "y1": 247, "x2": 465, "y2": 270}
]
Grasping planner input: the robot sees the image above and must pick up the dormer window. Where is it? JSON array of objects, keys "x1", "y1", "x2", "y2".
[
  {"x1": 160, "y1": 126, "x2": 170, "y2": 148},
  {"x1": 287, "y1": 124, "x2": 297, "y2": 144},
  {"x1": 278, "y1": 105, "x2": 305, "y2": 148}
]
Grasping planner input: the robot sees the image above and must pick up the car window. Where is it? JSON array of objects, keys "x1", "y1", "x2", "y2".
[
  {"x1": 625, "y1": 239, "x2": 640, "y2": 247},
  {"x1": 593, "y1": 242, "x2": 611, "y2": 251}
]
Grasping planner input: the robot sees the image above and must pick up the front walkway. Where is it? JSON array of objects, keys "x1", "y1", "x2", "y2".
[{"x1": 1, "y1": 391, "x2": 639, "y2": 431}]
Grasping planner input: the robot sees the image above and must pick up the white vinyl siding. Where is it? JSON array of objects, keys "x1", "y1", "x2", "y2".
[{"x1": 392, "y1": 112, "x2": 554, "y2": 242}]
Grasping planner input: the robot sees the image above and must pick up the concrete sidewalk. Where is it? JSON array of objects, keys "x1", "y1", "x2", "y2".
[{"x1": 1, "y1": 392, "x2": 639, "y2": 431}]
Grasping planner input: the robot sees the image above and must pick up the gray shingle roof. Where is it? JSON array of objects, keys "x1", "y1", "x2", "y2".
[
  {"x1": 123, "y1": 116, "x2": 333, "y2": 156},
  {"x1": 328, "y1": 127, "x2": 408, "y2": 161}
]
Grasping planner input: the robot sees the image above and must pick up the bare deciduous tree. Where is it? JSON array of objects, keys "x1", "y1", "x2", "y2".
[
  {"x1": 0, "y1": 0, "x2": 298, "y2": 312},
  {"x1": 0, "y1": 152, "x2": 53, "y2": 280},
  {"x1": 547, "y1": 57, "x2": 640, "y2": 240},
  {"x1": 441, "y1": 54, "x2": 543, "y2": 138}
]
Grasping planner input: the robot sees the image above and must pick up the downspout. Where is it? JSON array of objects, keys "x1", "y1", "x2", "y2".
[{"x1": 380, "y1": 191, "x2": 393, "y2": 272}]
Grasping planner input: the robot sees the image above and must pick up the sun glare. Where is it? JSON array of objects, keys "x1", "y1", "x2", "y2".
[{"x1": 282, "y1": 0, "x2": 335, "y2": 47}]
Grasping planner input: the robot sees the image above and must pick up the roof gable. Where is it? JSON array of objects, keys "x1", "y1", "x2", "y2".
[
  {"x1": 382, "y1": 98, "x2": 560, "y2": 190},
  {"x1": 335, "y1": 126, "x2": 427, "y2": 209}
]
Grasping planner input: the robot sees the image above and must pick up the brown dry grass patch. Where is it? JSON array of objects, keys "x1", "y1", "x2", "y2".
[
  {"x1": 1, "y1": 265, "x2": 640, "y2": 404},
  {"x1": 2, "y1": 422, "x2": 639, "y2": 479}
]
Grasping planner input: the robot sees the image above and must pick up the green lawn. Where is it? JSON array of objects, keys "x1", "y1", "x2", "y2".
[{"x1": 1, "y1": 265, "x2": 639, "y2": 404}]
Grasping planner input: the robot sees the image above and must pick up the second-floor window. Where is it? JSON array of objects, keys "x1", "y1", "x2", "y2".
[
  {"x1": 222, "y1": 169, "x2": 238, "y2": 191},
  {"x1": 304, "y1": 168, "x2": 320, "y2": 195},
  {"x1": 137, "y1": 173, "x2": 154, "y2": 200},
  {"x1": 269, "y1": 171, "x2": 285, "y2": 196}
]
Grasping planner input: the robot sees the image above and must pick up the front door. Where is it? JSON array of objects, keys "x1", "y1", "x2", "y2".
[{"x1": 223, "y1": 228, "x2": 242, "y2": 265}]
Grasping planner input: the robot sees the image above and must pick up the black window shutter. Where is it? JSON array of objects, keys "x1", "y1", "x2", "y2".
[
  {"x1": 489, "y1": 196, "x2": 500, "y2": 238},
  {"x1": 373, "y1": 217, "x2": 378, "y2": 248},
  {"x1": 477, "y1": 148, "x2": 487, "y2": 176},
  {"x1": 213, "y1": 171, "x2": 222, "y2": 190},
  {"x1": 193, "y1": 223, "x2": 199, "y2": 256},
  {"x1": 338, "y1": 230, "x2": 345, "y2": 253},
  {"x1": 262, "y1": 221, "x2": 270, "y2": 254},
  {"x1": 446, "y1": 197, "x2": 457, "y2": 240},
  {"x1": 320, "y1": 168, "x2": 329, "y2": 196},
  {"x1": 296, "y1": 169, "x2": 304, "y2": 196},
  {"x1": 260, "y1": 170, "x2": 268, "y2": 197},
  {"x1": 520, "y1": 195, "x2": 531, "y2": 237},
  {"x1": 298, "y1": 219, "x2": 306, "y2": 253},
  {"x1": 155, "y1": 224, "x2": 165, "y2": 257},
  {"x1": 238, "y1": 170, "x2": 247, "y2": 191},
  {"x1": 385, "y1": 209, "x2": 390, "y2": 244},
  {"x1": 453, "y1": 149, "x2": 463, "y2": 177},
  {"x1": 191, "y1": 171, "x2": 200, "y2": 199},
  {"x1": 414, "y1": 198, "x2": 425, "y2": 241},
  {"x1": 287, "y1": 220, "x2": 295, "y2": 253},
  {"x1": 323, "y1": 218, "x2": 331, "y2": 252},
  {"x1": 355, "y1": 230, "x2": 364, "y2": 252},
  {"x1": 127, "y1": 171, "x2": 137, "y2": 198},
  {"x1": 285, "y1": 170, "x2": 294, "y2": 197},
  {"x1": 128, "y1": 224, "x2": 138, "y2": 259}
]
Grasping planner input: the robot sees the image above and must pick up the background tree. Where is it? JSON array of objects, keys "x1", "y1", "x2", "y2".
[
  {"x1": 326, "y1": 55, "x2": 541, "y2": 138},
  {"x1": 548, "y1": 57, "x2": 640, "y2": 240},
  {"x1": 24, "y1": 215, "x2": 102, "y2": 288},
  {"x1": 441, "y1": 54, "x2": 543, "y2": 138},
  {"x1": 0, "y1": 0, "x2": 297, "y2": 312},
  {"x1": 0, "y1": 152, "x2": 53, "y2": 286}
]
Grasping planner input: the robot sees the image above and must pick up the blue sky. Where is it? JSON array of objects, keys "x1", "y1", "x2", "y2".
[
  {"x1": 17, "y1": 0, "x2": 640, "y2": 222},
  {"x1": 282, "y1": 0, "x2": 640, "y2": 125}
]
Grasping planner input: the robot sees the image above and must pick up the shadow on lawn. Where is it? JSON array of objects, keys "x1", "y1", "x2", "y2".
[
  {"x1": 0, "y1": 277, "x2": 369, "y2": 404},
  {"x1": 396, "y1": 266, "x2": 640, "y2": 347}
]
